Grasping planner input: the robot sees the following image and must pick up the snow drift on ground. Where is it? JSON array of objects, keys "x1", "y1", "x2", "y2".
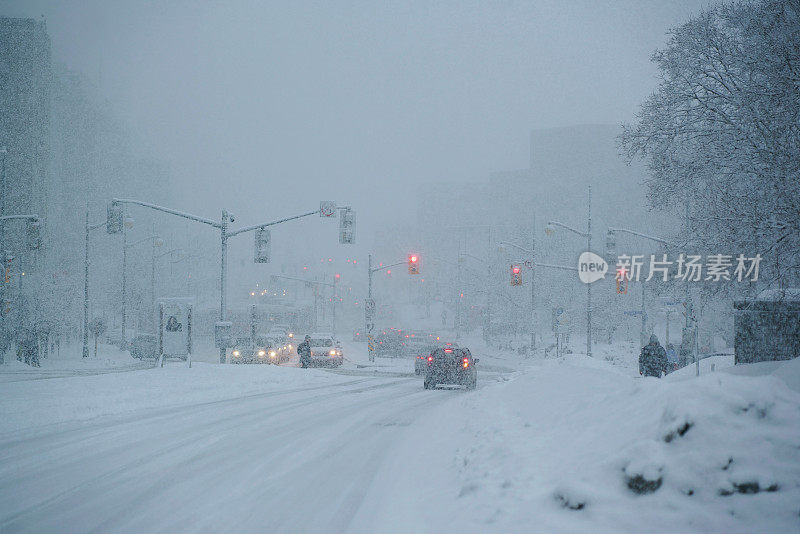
[{"x1": 355, "y1": 354, "x2": 800, "y2": 533}]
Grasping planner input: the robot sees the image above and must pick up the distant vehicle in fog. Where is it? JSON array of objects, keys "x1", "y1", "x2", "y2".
[{"x1": 374, "y1": 328, "x2": 404, "y2": 357}]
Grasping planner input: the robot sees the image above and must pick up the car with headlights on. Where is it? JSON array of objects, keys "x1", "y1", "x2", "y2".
[
  {"x1": 308, "y1": 333, "x2": 343, "y2": 367},
  {"x1": 230, "y1": 337, "x2": 257, "y2": 363},
  {"x1": 423, "y1": 346, "x2": 477, "y2": 389},
  {"x1": 253, "y1": 336, "x2": 283, "y2": 364}
]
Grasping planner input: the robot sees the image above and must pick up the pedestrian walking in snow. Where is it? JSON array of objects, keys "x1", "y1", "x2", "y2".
[
  {"x1": 639, "y1": 334, "x2": 668, "y2": 377},
  {"x1": 297, "y1": 335, "x2": 311, "y2": 368},
  {"x1": 665, "y1": 343, "x2": 679, "y2": 373}
]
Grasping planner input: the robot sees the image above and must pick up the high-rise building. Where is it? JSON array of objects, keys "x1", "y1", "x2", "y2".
[{"x1": 0, "y1": 17, "x2": 51, "y2": 247}]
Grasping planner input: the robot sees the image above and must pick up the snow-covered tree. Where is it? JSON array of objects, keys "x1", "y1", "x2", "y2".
[{"x1": 620, "y1": 0, "x2": 800, "y2": 291}]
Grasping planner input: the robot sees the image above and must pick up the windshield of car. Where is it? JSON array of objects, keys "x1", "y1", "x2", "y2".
[{"x1": 310, "y1": 338, "x2": 333, "y2": 347}]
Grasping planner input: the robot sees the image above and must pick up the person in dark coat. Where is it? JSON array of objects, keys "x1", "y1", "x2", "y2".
[
  {"x1": 639, "y1": 334, "x2": 668, "y2": 377},
  {"x1": 665, "y1": 343, "x2": 679, "y2": 373},
  {"x1": 297, "y1": 335, "x2": 312, "y2": 368}
]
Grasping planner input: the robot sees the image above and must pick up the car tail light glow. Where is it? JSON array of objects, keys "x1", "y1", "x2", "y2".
[
  {"x1": 444, "y1": 348, "x2": 453, "y2": 353},
  {"x1": 427, "y1": 356, "x2": 433, "y2": 362}
]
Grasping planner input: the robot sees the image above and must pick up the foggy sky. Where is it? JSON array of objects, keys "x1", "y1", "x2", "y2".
[{"x1": 2, "y1": 0, "x2": 708, "y2": 239}]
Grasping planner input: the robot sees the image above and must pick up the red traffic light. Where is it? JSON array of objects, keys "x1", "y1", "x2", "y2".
[
  {"x1": 511, "y1": 264, "x2": 523, "y2": 286},
  {"x1": 408, "y1": 253, "x2": 421, "y2": 275}
]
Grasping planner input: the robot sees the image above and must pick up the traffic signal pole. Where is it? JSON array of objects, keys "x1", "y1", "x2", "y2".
[{"x1": 111, "y1": 198, "x2": 321, "y2": 364}]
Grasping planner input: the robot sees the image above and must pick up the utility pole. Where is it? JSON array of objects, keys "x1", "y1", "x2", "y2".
[
  {"x1": 121, "y1": 219, "x2": 128, "y2": 347},
  {"x1": 546, "y1": 184, "x2": 592, "y2": 357},
  {"x1": 587, "y1": 185, "x2": 592, "y2": 358},
  {"x1": 0, "y1": 147, "x2": 6, "y2": 252},
  {"x1": 367, "y1": 254, "x2": 373, "y2": 361},
  {"x1": 332, "y1": 273, "x2": 339, "y2": 338},
  {"x1": 83, "y1": 209, "x2": 107, "y2": 358},
  {"x1": 219, "y1": 209, "x2": 229, "y2": 364},
  {"x1": 530, "y1": 218, "x2": 536, "y2": 351},
  {"x1": 456, "y1": 240, "x2": 462, "y2": 340}
]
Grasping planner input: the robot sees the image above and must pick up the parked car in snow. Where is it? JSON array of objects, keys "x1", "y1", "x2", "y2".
[{"x1": 423, "y1": 346, "x2": 477, "y2": 389}]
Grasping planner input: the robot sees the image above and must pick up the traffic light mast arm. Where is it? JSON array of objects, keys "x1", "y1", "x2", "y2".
[
  {"x1": 497, "y1": 241, "x2": 532, "y2": 256},
  {"x1": 270, "y1": 274, "x2": 334, "y2": 288},
  {"x1": 547, "y1": 220, "x2": 589, "y2": 238},
  {"x1": 0, "y1": 214, "x2": 38, "y2": 223},
  {"x1": 369, "y1": 260, "x2": 405, "y2": 274},
  {"x1": 113, "y1": 198, "x2": 221, "y2": 228},
  {"x1": 226, "y1": 210, "x2": 321, "y2": 238},
  {"x1": 530, "y1": 261, "x2": 578, "y2": 272},
  {"x1": 87, "y1": 220, "x2": 106, "y2": 232},
  {"x1": 607, "y1": 227, "x2": 679, "y2": 247}
]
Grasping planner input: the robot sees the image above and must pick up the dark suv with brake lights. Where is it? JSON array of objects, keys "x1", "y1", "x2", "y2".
[{"x1": 423, "y1": 347, "x2": 477, "y2": 389}]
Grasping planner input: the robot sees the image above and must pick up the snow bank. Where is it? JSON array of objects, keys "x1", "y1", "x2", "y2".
[{"x1": 357, "y1": 355, "x2": 800, "y2": 533}]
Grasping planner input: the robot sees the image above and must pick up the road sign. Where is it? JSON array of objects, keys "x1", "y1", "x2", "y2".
[{"x1": 320, "y1": 201, "x2": 337, "y2": 217}]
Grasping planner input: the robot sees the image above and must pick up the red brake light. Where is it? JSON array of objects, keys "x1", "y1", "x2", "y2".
[
  {"x1": 427, "y1": 356, "x2": 433, "y2": 362},
  {"x1": 444, "y1": 348, "x2": 453, "y2": 353}
]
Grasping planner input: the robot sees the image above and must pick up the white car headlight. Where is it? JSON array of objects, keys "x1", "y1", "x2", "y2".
[
  {"x1": 258, "y1": 350, "x2": 266, "y2": 357},
  {"x1": 232, "y1": 350, "x2": 240, "y2": 357}
]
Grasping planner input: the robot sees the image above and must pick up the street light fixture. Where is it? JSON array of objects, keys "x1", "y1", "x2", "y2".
[{"x1": 546, "y1": 185, "x2": 593, "y2": 358}]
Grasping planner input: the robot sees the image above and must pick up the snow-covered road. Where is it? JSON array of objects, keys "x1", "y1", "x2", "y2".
[
  {"x1": 0, "y1": 372, "x2": 450, "y2": 532},
  {"x1": 1, "y1": 341, "x2": 798, "y2": 533}
]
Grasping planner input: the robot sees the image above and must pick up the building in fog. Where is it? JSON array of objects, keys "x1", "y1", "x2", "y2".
[{"x1": 0, "y1": 17, "x2": 51, "y2": 251}]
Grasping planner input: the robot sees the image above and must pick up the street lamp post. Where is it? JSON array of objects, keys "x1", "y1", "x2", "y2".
[
  {"x1": 546, "y1": 185, "x2": 593, "y2": 358},
  {"x1": 0, "y1": 146, "x2": 7, "y2": 252},
  {"x1": 606, "y1": 227, "x2": 683, "y2": 356},
  {"x1": 122, "y1": 232, "x2": 162, "y2": 343},
  {"x1": 152, "y1": 247, "x2": 180, "y2": 330},
  {"x1": 83, "y1": 209, "x2": 107, "y2": 358}
]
